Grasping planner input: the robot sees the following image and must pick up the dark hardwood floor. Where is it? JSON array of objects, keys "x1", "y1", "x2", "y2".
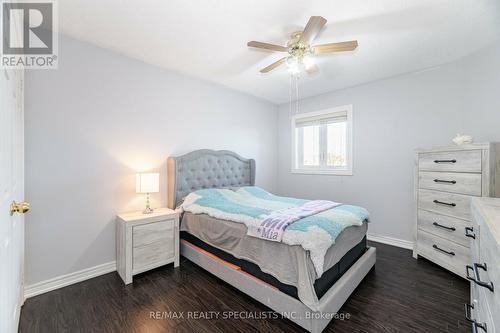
[{"x1": 19, "y1": 242, "x2": 470, "y2": 333}]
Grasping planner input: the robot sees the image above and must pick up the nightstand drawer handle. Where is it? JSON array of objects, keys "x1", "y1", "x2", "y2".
[
  {"x1": 432, "y1": 222, "x2": 455, "y2": 231},
  {"x1": 433, "y1": 199, "x2": 456, "y2": 207},
  {"x1": 433, "y1": 179, "x2": 456, "y2": 184},
  {"x1": 432, "y1": 244, "x2": 454, "y2": 256},
  {"x1": 465, "y1": 227, "x2": 476, "y2": 239}
]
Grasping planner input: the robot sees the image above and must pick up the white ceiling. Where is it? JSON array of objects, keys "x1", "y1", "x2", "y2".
[{"x1": 60, "y1": 0, "x2": 500, "y2": 104}]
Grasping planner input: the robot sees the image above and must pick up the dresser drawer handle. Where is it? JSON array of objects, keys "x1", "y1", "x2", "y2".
[
  {"x1": 466, "y1": 264, "x2": 494, "y2": 292},
  {"x1": 473, "y1": 322, "x2": 488, "y2": 333},
  {"x1": 433, "y1": 199, "x2": 456, "y2": 207},
  {"x1": 432, "y1": 244, "x2": 455, "y2": 256},
  {"x1": 433, "y1": 179, "x2": 456, "y2": 184},
  {"x1": 474, "y1": 263, "x2": 494, "y2": 292},
  {"x1": 432, "y1": 222, "x2": 455, "y2": 231},
  {"x1": 465, "y1": 227, "x2": 476, "y2": 239},
  {"x1": 434, "y1": 159, "x2": 457, "y2": 163},
  {"x1": 467, "y1": 265, "x2": 476, "y2": 280},
  {"x1": 464, "y1": 303, "x2": 474, "y2": 322},
  {"x1": 464, "y1": 303, "x2": 488, "y2": 332}
]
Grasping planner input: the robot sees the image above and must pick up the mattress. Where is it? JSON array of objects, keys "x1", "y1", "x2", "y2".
[{"x1": 180, "y1": 212, "x2": 368, "y2": 309}]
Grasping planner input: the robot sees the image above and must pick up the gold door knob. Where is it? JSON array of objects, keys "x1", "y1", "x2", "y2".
[{"x1": 10, "y1": 201, "x2": 30, "y2": 216}]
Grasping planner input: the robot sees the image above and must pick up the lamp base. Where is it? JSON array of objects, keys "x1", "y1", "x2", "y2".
[
  {"x1": 143, "y1": 206, "x2": 154, "y2": 214},
  {"x1": 142, "y1": 192, "x2": 154, "y2": 214}
]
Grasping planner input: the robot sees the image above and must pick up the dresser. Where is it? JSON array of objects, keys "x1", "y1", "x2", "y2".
[
  {"x1": 466, "y1": 198, "x2": 500, "y2": 333},
  {"x1": 116, "y1": 208, "x2": 179, "y2": 284},
  {"x1": 414, "y1": 143, "x2": 500, "y2": 278}
]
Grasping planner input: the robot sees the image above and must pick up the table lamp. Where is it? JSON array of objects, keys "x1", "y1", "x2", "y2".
[{"x1": 136, "y1": 172, "x2": 159, "y2": 214}]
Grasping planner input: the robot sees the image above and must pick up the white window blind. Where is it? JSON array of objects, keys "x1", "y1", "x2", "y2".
[{"x1": 294, "y1": 112, "x2": 347, "y2": 127}]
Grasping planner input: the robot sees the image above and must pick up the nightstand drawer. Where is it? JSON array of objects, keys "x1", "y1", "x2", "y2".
[
  {"x1": 418, "y1": 150, "x2": 482, "y2": 172},
  {"x1": 133, "y1": 241, "x2": 174, "y2": 274},
  {"x1": 133, "y1": 220, "x2": 174, "y2": 248}
]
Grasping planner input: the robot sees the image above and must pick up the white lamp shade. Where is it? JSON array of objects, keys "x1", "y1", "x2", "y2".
[{"x1": 136, "y1": 173, "x2": 159, "y2": 193}]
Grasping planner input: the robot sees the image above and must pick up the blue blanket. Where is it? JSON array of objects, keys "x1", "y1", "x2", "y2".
[{"x1": 181, "y1": 186, "x2": 369, "y2": 276}]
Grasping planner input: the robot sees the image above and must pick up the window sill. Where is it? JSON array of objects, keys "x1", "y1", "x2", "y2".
[{"x1": 291, "y1": 168, "x2": 353, "y2": 176}]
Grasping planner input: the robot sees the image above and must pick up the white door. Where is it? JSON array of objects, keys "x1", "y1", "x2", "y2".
[{"x1": 0, "y1": 55, "x2": 26, "y2": 333}]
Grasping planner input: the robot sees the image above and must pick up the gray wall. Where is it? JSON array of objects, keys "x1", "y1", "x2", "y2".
[
  {"x1": 462, "y1": 43, "x2": 500, "y2": 141},
  {"x1": 277, "y1": 42, "x2": 500, "y2": 243},
  {"x1": 25, "y1": 36, "x2": 278, "y2": 285}
]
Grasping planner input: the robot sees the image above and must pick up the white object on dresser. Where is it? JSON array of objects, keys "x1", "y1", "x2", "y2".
[
  {"x1": 453, "y1": 133, "x2": 474, "y2": 146},
  {"x1": 116, "y1": 208, "x2": 179, "y2": 284},
  {"x1": 413, "y1": 143, "x2": 500, "y2": 279},
  {"x1": 466, "y1": 198, "x2": 500, "y2": 333}
]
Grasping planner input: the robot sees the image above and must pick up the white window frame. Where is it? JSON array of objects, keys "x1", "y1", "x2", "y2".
[{"x1": 291, "y1": 105, "x2": 353, "y2": 175}]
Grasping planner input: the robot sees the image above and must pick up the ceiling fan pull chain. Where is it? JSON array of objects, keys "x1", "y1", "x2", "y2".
[
  {"x1": 289, "y1": 73, "x2": 292, "y2": 118},
  {"x1": 288, "y1": 72, "x2": 300, "y2": 117},
  {"x1": 295, "y1": 74, "x2": 299, "y2": 115}
]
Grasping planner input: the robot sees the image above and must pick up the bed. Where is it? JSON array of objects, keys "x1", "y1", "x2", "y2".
[{"x1": 167, "y1": 149, "x2": 376, "y2": 333}]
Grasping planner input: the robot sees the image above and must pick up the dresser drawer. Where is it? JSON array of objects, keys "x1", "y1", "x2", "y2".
[
  {"x1": 467, "y1": 289, "x2": 494, "y2": 333},
  {"x1": 418, "y1": 150, "x2": 482, "y2": 172},
  {"x1": 418, "y1": 189, "x2": 472, "y2": 220},
  {"x1": 417, "y1": 230, "x2": 469, "y2": 276},
  {"x1": 133, "y1": 241, "x2": 174, "y2": 274},
  {"x1": 478, "y1": 288, "x2": 498, "y2": 333},
  {"x1": 470, "y1": 206, "x2": 482, "y2": 262},
  {"x1": 470, "y1": 224, "x2": 480, "y2": 263},
  {"x1": 133, "y1": 220, "x2": 174, "y2": 248},
  {"x1": 417, "y1": 210, "x2": 471, "y2": 247},
  {"x1": 418, "y1": 171, "x2": 482, "y2": 196},
  {"x1": 471, "y1": 282, "x2": 480, "y2": 322},
  {"x1": 476, "y1": 224, "x2": 500, "y2": 327}
]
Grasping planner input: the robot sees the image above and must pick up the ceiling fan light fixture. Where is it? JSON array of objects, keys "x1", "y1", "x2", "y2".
[
  {"x1": 286, "y1": 56, "x2": 298, "y2": 66},
  {"x1": 302, "y1": 55, "x2": 315, "y2": 70}
]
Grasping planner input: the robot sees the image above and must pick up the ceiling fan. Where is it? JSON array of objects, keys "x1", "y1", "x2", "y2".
[{"x1": 247, "y1": 16, "x2": 358, "y2": 74}]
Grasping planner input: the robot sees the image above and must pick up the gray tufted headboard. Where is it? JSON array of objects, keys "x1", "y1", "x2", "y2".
[{"x1": 167, "y1": 149, "x2": 256, "y2": 209}]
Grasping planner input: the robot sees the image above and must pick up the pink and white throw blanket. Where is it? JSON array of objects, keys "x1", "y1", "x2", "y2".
[{"x1": 246, "y1": 200, "x2": 340, "y2": 242}]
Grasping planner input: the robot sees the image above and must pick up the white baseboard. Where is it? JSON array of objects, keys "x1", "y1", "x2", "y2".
[
  {"x1": 22, "y1": 234, "x2": 412, "y2": 299},
  {"x1": 24, "y1": 261, "x2": 116, "y2": 299},
  {"x1": 367, "y1": 234, "x2": 414, "y2": 250}
]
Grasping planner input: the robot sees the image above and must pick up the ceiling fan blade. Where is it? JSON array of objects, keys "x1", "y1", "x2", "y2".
[
  {"x1": 260, "y1": 57, "x2": 286, "y2": 73},
  {"x1": 313, "y1": 40, "x2": 358, "y2": 54},
  {"x1": 299, "y1": 16, "x2": 327, "y2": 45},
  {"x1": 247, "y1": 41, "x2": 288, "y2": 52}
]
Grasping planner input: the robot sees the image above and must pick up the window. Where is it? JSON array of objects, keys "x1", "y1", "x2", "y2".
[{"x1": 291, "y1": 105, "x2": 352, "y2": 175}]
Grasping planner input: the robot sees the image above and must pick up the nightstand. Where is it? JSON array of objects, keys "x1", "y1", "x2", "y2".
[{"x1": 116, "y1": 208, "x2": 179, "y2": 284}]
